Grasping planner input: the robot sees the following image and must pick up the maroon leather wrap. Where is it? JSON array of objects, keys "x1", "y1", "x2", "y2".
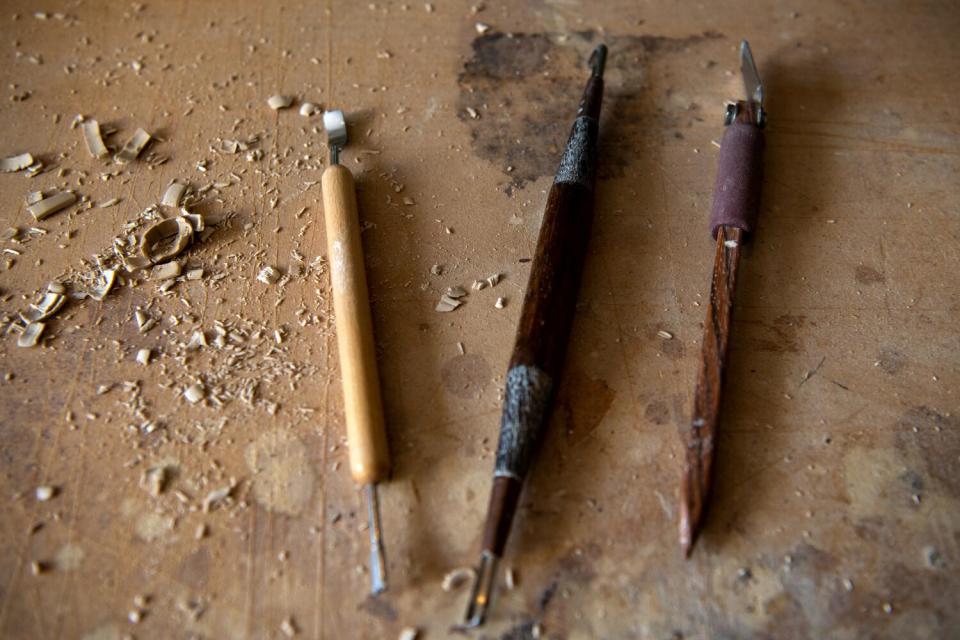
[{"x1": 709, "y1": 122, "x2": 765, "y2": 238}]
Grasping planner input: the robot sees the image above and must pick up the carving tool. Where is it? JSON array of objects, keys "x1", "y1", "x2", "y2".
[
  {"x1": 679, "y1": 41, "x2": 766, "y2": 556},
  {"x1": 462, "y1": 44, "x2": 607, "y2": 628},
  {"x1": 321, "y1": 109, "x2": 391, "y2": 593}
]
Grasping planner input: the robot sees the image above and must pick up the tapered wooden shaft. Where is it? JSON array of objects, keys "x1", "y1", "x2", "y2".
[
  {"x1": 321, "y1": 164, "x2": 390, "y2": 485},
  {"x1": 679, "y1": 225, "x2": 742, "y2": 555},
  {"x1": 680, "y1": 97, "x2": 765, "y2": 555}
]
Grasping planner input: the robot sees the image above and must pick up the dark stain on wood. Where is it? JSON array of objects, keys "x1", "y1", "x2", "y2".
[
  {"x1": 645, "y1": 399, "x2": 671, "y2": 425},
  {"x1": 855, "y1": 265, "x2": 885, "y2": 285},
  {"x1": 359, "y1": 594, "x2": 398, "y2": 621},
  {"x1": 457, "y1": 30, "x2": 723, "y2": 191},
  {"x1": 441, "y1": 353, "x2": 492, "y2": 399},
  {"x1": 896, "y1": 406, "x2": 960, "y2": 496},
  {"x1": 556, "y1": 371, "x2": 614, "y2": 437},
  {"x1": 875, "y1": 347, "x2": 905, "y2": 374}
]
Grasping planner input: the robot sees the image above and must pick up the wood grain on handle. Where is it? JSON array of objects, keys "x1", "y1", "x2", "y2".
[
  {"x1": 679, "y1": 224, "x2": 743, "y2": 554},
  {"x1": 321, "y1": 164, "x2": 390, "y2": 485}
]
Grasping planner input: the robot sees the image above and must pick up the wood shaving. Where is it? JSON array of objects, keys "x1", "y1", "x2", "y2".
[
  {"x1": 299, "y1": 102, "x2": 318, "y2": 117},
  {"x1": 446, "y1": 286, "x2": 468, "y2": 298},
  {"x1": 88, "y1": 269, "x2": 117, "y2": 301},
  {"x1": 258, "y1": 266, "x2": 280, "y2": 285},
  {"x1": 0, "y1": 152, "x2": 34, "y2": 172},
  {"x1": 267, "y1": 95, "x2": 293, "y2": 110},
  {"x1": 184, "y1": 383, "x2": 206, "y2": 404},
  {"x1": 24, "y1": 290, "x2": 66, "y2": 322},
  {"x1": 162, "y1": 181, "x2": 187, "y2": 207},
  {"x1": 139, "y1": 217, "x2": 194, "y2": 265},
  {"x1": 114, "y1": 128, "x2": 151, "y2": 164},
  {"x1": 202, "y1": 482, "x2": 235, "y2": 512},
  {"x1": 81, "y1": 120, "x2": 109, "y2": 159},
  {"x1": 27, "y1": 191, "x2": 77, "y2": 221},
  {"x1": 657, "y1": 330, "x2": 673, "y2": 339},
  {"x1": 153, "y1": 261, "x2": 181, "y2": 280},
  {"x1": 435, "y1": 294, "x2": 463, "y2": 312},
  {"x1": 441, "y1": 566, "x2": 476, "y2": 591},
  {"x1": 17, "y1": 322, "x2": 45, "y2": 347},
  {"x1": 486, "y1": 273, "x2": 501, "y2": 287},
  {"x1": 141, "y1": 466, "x2": 169, "y2": 496},
  {"x1": 280, "y1": 617, "x2": 298, "y2": 638}
]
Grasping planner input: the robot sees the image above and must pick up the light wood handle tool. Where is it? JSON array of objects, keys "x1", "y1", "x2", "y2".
[{"x1": 321, "y1": 109, "x2": 390, "y2": 594}]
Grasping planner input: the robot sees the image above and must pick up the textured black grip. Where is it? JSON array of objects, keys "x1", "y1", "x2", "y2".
[
  {"x1": 709, "y1": 123, "x2": 765, "y2": 238},
  {"x1": 494, "y1": 365, "x2": 553, "y2": 479}
]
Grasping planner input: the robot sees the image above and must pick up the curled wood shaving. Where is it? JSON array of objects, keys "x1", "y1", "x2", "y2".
[
  {"x1": 267, "y1": 95, "x2": 293, "y2": 110},
  {"x1": 0, "y1": 152, "x2": 34, "y2": 173},
  {"x1": 435, "y1": 294, "x2": 463, "y2": 312},
  {"x1": 441, "y1": 567, "x2": 476, "y2": 591},
  {"x1": 81, "y1": 120, "x2": 109, "y2": 159},
  {"x1": 17, "y1": 321, "x2": 45, "y2": 348},
  {"x1": 139, "y1": 217, "x2": 193, "y2": 265},
  {"x1": 162, "y1": 181, "x2": 187, "y2": 207},
  {"x1": 114, "y1": 128, "x2": 151, "y2": 164},
  {"x1": 257, "y1": 266, "x2": 280, "y2": 285},
  {"x1": 27, "y1": 191, "x2": 77, "y2": 221},
  {"x1": 23, "y1": 291, "x2": 66, "y2": 322},
  {"x1": 88, "y1": 269, "x2": 117, "y2": 300},
  {"x1": 153, "y1": 261, "x2": 181, "y2": 280}
]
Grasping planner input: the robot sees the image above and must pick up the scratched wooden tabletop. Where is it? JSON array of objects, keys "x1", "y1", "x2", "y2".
[{"x1": 0, "y1": 1, "x2": 957, "y2": 639}]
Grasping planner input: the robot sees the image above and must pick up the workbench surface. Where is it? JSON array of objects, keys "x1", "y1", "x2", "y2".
[{"x1": 1, "y1": 1, "x2": 957, "y2": 638}]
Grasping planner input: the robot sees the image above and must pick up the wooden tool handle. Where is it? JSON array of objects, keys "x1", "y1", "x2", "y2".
[{"x1": 321, "y1": 164, "x2": 390, "y2": 485}]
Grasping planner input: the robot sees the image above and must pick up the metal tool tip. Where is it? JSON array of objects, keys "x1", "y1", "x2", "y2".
[
  {"x1": 678, "y1": 503, "x2": 698, "y2": 558},
  {"x1": 462, "y1": 551, "x2": 498, "y2": 628},
  {"x1": 588, "y1": 44, "x2": 607, "y2": 77},
  {"x1": 323, "y1": 110, "x2": 348, "y2": 163},
  {"x1": 365, "y1": 484, "x2": 388, "y2": 594}
]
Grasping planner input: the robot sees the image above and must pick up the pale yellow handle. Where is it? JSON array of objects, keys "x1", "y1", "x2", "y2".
[{"x1": 322, "y1": 164, "x2": 390, "y2": 485}]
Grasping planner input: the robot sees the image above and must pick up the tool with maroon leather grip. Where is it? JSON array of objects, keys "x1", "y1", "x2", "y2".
[{"x1": 680, "y1": 40, "x2": 766, "y2": 556}]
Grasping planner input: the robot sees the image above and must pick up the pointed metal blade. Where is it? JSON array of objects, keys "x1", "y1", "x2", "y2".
[{"x1": 739, "y1": 40, "x2": 763, "y2": 108}]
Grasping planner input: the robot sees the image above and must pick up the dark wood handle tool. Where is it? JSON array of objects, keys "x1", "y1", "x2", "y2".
[
  {"x1": 679, "y1": 40, "x2": 766, "y2": 557},
  {"x1": 462, "y1": 43, "x2": 607, "y2": 628}
]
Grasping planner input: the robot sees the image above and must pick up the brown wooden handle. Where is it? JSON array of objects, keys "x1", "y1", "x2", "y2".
[{"x1": 321, "y1": 164, "x2": 390, "y2": 485}]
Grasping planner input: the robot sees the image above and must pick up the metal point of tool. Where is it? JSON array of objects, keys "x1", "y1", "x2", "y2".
[
  {"x1": 738, "y1": 40, "x2": 765, "y2": 124},
  {"x1": 462, "y1": 551, "x2": 498, "y2": 628},
  {"x1": 323, "y1": 109, "x2": 348, "y2": 165},
  {"x1": 589, "y1": 43, "x2": 607, "y2": 77},
  {"x1": 365, "y1": 483, "x2": 388, "y2": 594}
]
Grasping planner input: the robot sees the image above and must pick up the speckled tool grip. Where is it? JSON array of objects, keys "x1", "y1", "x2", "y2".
[{"x1": 709, "y1": 123, "x2": 765, "y2": 238}]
